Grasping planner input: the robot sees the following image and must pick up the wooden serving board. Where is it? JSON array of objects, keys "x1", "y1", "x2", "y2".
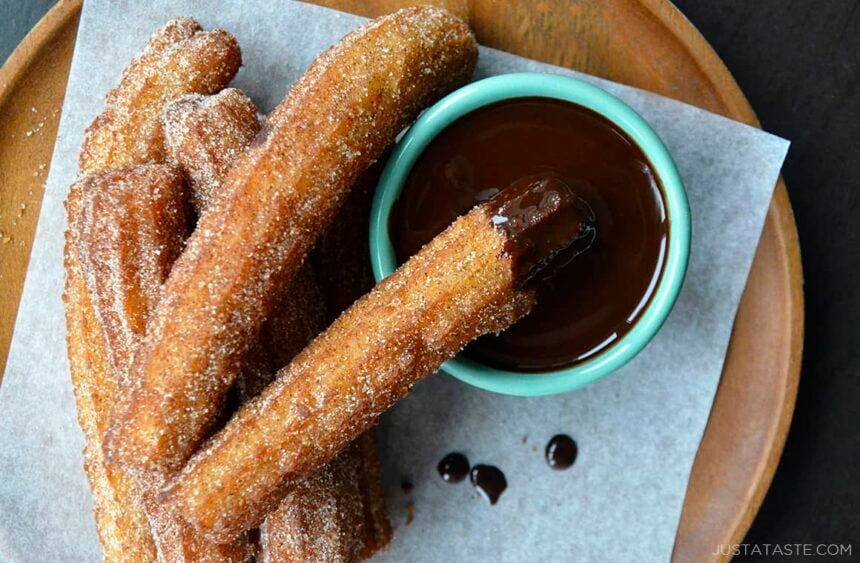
[{"x1": 0, "y1": 1, "x2": 802, "y2": 561}]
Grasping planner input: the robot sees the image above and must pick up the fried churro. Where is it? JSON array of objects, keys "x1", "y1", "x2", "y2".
[
  {"x1": 168, "y1": 176, "x2": 596, "y2": 540},
  {"x1": 73, "y1": 167, "x2": 252, "y2": 562},
  {"x1": 107, "y1": 6, "x2": 478, "y2": 474},
  {"x1": 164, "y1": 89, "x2": 390, "y2": 561},
  {"x1": 64, "y1": 17, "x2": 246, "y2": 561},
  {"x1": 79, "y1": 18, "x2": 241, "y2": 175},
  {"x1": 65, "y1": 188, "x2": 157, "y2": 561},
  {"x1": 312, "y1": 162, "x2": 381, "y2": 320},
  {"x1": 163, "y1": 89, "x2": 261, "y2": 214},
  {"x1": 258, "y1": 433, "x2": 390, "y2": 562},
  {"x1": 75, "y1": 166, "x2": 188, "y2": 389},
  {"x1": 162, "y1": 88, "x2": 328, "y2": 399}
]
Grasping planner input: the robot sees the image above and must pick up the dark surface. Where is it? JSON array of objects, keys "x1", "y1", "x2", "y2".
[
  {"x1": 1, "y1": 0, "x2": 858, "y2": 557},
  {"x1": 0, "y1": 0, "x2": 56, "y2": 64}
]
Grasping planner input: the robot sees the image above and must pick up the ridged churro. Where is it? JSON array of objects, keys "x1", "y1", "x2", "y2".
[
  {"x1": 79, "y1": 18, "x2": 241, "y2": 175},
  {"x1": 163, "y1": 89, "x2": 261, "y2": 214},
  {"x1": 71, "y1": 167, "x2": 253, "y2": 562},
  {"x1": 167, "y1": 176, "x2": 596, "y2": 540},
  {"x1": 64, "y1": 17, "x2": 245, "y2": 560},
  {"x1": 164, "y1": 89, "x2": 391, "y2": 561},
  {"x1": 65, "y1": 189, "x2": 157, "y2": 561},
  {"x1": 73, "y1": 166, "x2": 252, "y2": 562},
  {"x1": 258, "y1": 433, "x2": 390, "y2": 562},
  {"x1": 75, "y1": 166, "x2": 188, "y2": 389},
  {"x1": 107, "y1": 6, "x2": 478, "y2": 473}
]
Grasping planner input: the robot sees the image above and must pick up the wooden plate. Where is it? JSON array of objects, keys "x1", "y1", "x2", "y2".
[{"x1": 0, "y1": 1, "x2": 802, "y2": 561}]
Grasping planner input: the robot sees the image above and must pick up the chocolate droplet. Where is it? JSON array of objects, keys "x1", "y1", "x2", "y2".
[
  {"x1": 546, "y1": 434, "x2": 578, "y2": 470},
  {"x1": 438, "y1": 452, "x2": 470, "y2": 483},
  {"x1": 470, "y1": 464, "x2": 507, "y2": 505}
]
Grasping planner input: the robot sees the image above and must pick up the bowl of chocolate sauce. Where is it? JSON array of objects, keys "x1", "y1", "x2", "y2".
[{"x1": 370, "y1": 73, "x2": 690, "y2": 396}]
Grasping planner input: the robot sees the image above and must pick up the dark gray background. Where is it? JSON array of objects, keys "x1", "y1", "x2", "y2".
[{"x1": 2, "y1": 0, "x2": 858, "y2": 557}]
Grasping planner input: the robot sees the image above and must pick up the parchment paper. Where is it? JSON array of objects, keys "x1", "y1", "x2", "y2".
[{"x1": 0, "y1": 1, "x2": 790, "y2": 561}]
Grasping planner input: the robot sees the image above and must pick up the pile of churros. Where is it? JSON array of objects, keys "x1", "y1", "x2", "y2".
[{"x1": 64, "y1": 7, "x2": 592, "y2": 561}]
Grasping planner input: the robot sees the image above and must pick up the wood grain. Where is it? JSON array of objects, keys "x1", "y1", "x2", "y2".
[
  {"x1": 0, "y1": 1, "x2": 802, "y2": 561},
  {"x1": 0, "y1": 0, "x2": 79, "y2": 376}
]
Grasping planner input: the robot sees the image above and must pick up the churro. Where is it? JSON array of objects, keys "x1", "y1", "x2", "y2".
[
  {"x1": 64, "y1": 188, "x2": 157, "y2": 561},
  {"x1": 71, "y1": 167, "x2": 253, "y2": 562},
  {"x1": 79, "y1": 18, "x2": 241, "y2": 174},
  {"x1": 64, "y1": 17, "x2": 245, "y2": 560},
  {"x1": 167, "y1": 176, "x2": 596, "y2": 539},
  {"x1": 163, "y1": 89, "x2": 261, "y2": 214},
  {"x1": 107, "y1": 6, "x2": 478, "y2": 473},
  {"x1": 75, "y1": 165, "x2": 188, "y2": 389},
  {"x1": 258, "y1": 433, "x2": 390, "y2": 562},
  {"x1": 74, "y1": 166, "x2": 252, "y2": 561},
  {"x1": 161, "y1": 89, "x2": 391, "y2": 561},
  {"x1": 312, "y1": 161, "x2": 381, "y2": 320}
]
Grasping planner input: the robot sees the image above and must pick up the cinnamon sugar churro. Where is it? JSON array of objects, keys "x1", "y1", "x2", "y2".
[
  {"x1": 258, "y1": 433, "x2": 390, "y2": 562},
  {"x1": 312, "y1": 162, "x2": 381, "y2": 319},
  {"x1": 162, "y1": 88, "x2": 324, "y2": 399},
  {"x1": 168, "y1": 176, "x2": 596, "y2": 540},
  {"x1": 75, "y1": 166, "x2": 188, "y2": 389},
  {"x1": 162, "y1": 89, "x2": 391, "y2": 561},
  {"x1": 63, "y1": 17, "x2": 246, "y2": 561},
  {"x1": 163, "y1": 89, "x2": 261, "y2": 214},
  {"x1": 64, "y1": 189, "x2": 157, "y2": 561},
  {"x1": 79, "y1": 18, "x2": 241, "y2": 174},
  {"x1": 73, "y1": 167, "x2": 252, "y2": 562},
  {"x1": 107, "y1": 6, "x2": 478, "y2": 474}
]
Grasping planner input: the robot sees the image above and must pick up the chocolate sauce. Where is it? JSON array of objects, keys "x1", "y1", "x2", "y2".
[
  {"x1": 545, "y1": 434, "x2": 578, "y2": 470},
  {"x1": 470, "y1": 465, "x2": 507, "y2": 505},
  {"x1": 437, "y1": 452, "x2": 470, "y2": 483},
  {"x1": 392, "y1": 97, "x2": 668, "y2": 372}
]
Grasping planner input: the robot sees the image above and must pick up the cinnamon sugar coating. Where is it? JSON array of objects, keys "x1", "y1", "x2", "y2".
[
  {"x1": 79, "y1": 19, "x2": 241, "y2": 175},
  {"x1": 159, "y1": 89, "x2": 391, "y2": 561},
  {"x1": 167, "y1": 207, "x2": 535, "y2": 540},
  {"x1": 106, "y1": 6, "x2": 478, "y2": 473},
  {"x1": 75, "y1": 165, "x2": 189, "y2": 390},
  {"x1": 64, "y1": 189, "x2": 157, "y2": 561},
  {"x1": 63, "y1": 17, "x2": 249, "y2": 561},
  {"x1": 163, "y1": 89, "x2": 261, "y2": 214}
]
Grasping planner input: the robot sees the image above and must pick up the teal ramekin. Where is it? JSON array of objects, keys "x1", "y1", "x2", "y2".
[{"x1": 370, "y1": 72, "x2": 690, "y2": 397}]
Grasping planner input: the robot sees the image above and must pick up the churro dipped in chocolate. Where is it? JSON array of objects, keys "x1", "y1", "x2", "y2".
[
  {"x1": 107, "y1": 6, "x2": 478, "y2": 473},
  {"x1": 63, "y1": 17, "x2": 246, "y2": 560},
  {"x1": 162, "y1": 89, "x2": 391, "y2": 561},
  {"x1": 167, "y1": 176, "x2": 596, "y2": 540}
]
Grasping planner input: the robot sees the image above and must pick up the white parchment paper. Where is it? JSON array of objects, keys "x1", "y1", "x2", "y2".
[{"x1": 0, "y1": 1, "x2": 789, "y2": 561}]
